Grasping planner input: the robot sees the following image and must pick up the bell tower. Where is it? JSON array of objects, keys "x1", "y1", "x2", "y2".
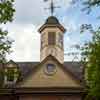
[{"x1": 38, "y1": 16, "x2": 66, "y2": 63}]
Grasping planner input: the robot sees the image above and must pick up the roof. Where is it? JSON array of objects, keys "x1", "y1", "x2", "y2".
[
  {"x1": 0, "y1": 61, "x2": 83, "y2": 81},
  {"x1": 0, "y1": 59, "x2": 83, "y2": 85},
  {"x1": 64, "y1": 62, "x2": 83, "y2": 81},
  {"x1": 16, "y1": 62, "x2": 39, "y2": 79},
  {"x1": 17, "y1": 61, "x2": 83, "y2": 81},
  {"x1": 38, "y1": 16, "x2": 66, "y2": 33},
  {"x1": 45, "y1": 16, "x2": 60, "y2": 25}
]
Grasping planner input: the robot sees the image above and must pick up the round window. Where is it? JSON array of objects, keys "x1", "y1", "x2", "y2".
[{"x1": 45, "y1": 64, "x2": 56, "y2": 75}]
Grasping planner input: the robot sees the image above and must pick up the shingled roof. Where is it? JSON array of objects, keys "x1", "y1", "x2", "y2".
[
  {"x1": 0, "y1": 61, "x2": 83, "y2": 85},
  {"x1": 38, "y1": 16, "x2": 66, "y2": 33},
  {"x1": 16, "y1": 62, "x2": 39, "y2": 79},
  {"x1": 64, "y1": 62, "x2": 83, "y2": 81}
]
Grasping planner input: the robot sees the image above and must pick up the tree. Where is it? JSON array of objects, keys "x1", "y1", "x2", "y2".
[
  {"x1": 71, "y1": 0, "x2": 100, "y2": 99},
  {"x1": 0, "y1": 0, "x2": 15, "y2": 63},
  {"x1": 81, "y1": 27, "x2": 100, "y2": 100}
]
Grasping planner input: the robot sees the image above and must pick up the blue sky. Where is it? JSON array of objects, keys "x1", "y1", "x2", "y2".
[{"x1": 2, "y1": 0, "x2": 99, "y2": 61}]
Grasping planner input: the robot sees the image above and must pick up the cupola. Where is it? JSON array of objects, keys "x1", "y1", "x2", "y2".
[{"x1": 38, "y1": 16, "x2": 66, "y2": 64}]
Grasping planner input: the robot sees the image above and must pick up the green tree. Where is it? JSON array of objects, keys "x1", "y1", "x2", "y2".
[
  {"x1": 72, "y1": 0, "x2": 100, "y2": 99},
  {"x1": 81, "y1": 28, "x2": 100, "y2": 100},
  {"x1": 0, "y1": 0, "x2": 15, "y2": 63}
]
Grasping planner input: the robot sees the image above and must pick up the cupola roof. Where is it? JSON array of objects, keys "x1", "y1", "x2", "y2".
[
  {"x1": 38, "y1": 16, "x2": 66, "y2": 33},
  {"x1": 45, "y1": 16, "x2": 59, "y2": 25}
]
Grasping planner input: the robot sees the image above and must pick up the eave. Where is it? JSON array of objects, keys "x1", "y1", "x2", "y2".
[
  {"x1": 38, "y1": 24, "x2": 66, "y2": 33},
  {"x1": 0, "y1": 87, "x2": 85, "y2": 95}
]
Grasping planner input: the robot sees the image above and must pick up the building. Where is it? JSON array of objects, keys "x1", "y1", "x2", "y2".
[{"x1": 0, "y1": 15, "x2": 85, "y2": 100}]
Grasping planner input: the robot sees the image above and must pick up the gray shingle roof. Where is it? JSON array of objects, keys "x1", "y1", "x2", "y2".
[
  {"x1": 64, "y1": 62, "x2": 83, "y2": 81},
  {"x1": 0, "y1": 61, "x2": 83, "y2": 83},
  {"x1": 17, "y1": 61, "x2": 83, "y2": 81},
  {"x1": 16, "y1": 62, "x2": 39, "y2": 79}
]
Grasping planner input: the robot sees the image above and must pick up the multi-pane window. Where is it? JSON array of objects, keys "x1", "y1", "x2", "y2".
[
  {"x1": 5, "y1": 67, "x2": 19, "y2": 82},
  {"x1": 48, "y1": 32, "x2": 56, "y2": 45},
  {"x1": 7, "y1": 68, "x2": 14, "y2": 81}
]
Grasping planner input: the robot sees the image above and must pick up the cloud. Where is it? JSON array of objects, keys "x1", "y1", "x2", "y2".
[
  {"x1": 1, "y1": 0, "x2": 89, "y2": 62},
  {"x1": 13, "y1": 0, "x2": 73, "y2": 25},
  {"x1": 13, "y1": 0, "x2": 45, "y2": 25},
  {"x1": 4, "y1": 0, "x2": 74, "y2": 61},
  {"x1": 6, "y1": 23, "x2": 40, "y2": 61}
]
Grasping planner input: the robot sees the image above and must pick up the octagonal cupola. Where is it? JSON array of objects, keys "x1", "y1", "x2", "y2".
[{"x1": 38, "y1": 16, "x2": 66, "y2": 64}]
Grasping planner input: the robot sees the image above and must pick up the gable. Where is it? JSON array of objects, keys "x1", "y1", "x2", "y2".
[{"x1": 18, "y1": 56, "x2": 81, "y2": 88}]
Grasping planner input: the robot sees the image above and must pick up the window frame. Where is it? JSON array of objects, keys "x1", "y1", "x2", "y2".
[
  {"x1": 58, "y1": 33, "x2": 63, "y2": 48},
  {"x1": 5, "y1": 67, "x2": 19, "y2": 83},
  {"x1": 48, "y1": 32, "x2": 56, "y2": 45},
  {"x1": 44, "y1": 63, "x2": 56, "y2": 75}
]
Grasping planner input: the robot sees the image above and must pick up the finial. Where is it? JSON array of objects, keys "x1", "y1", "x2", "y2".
[{"x1": 44, "y1": 0, "x2": 60, "y2": 16}]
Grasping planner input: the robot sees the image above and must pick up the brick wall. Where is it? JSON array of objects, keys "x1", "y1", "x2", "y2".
[{"x1": 19, "y1": 95, "x2": 82, "y2": 100}]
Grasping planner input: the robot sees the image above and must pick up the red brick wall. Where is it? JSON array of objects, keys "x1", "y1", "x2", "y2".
[
  {"x1": 0, "y1": 95, "x2": 18, "y2": 100},
  {"x1": 19, "y1": 95, "x2": 82, "y2": 100},
  {"x1": 0, "y1": 94, "x2": 82, "y2": 100}
]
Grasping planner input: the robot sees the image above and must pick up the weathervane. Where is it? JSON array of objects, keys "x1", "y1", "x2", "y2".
[{"x1": 44, "y1": 0, "x2": 60, "y2": 16}]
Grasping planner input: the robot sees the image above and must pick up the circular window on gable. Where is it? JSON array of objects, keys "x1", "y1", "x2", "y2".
[{"x1": 44, "y1": 64, "x2": 56, "y2": 75}]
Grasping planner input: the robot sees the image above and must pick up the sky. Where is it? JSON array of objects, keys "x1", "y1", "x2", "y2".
[{"x1": 2, "y1": 0, "x2": 100, "y2": 62}]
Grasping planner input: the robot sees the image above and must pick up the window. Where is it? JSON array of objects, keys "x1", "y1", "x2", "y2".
[
  {"x1": 47, "y1": 64, "x2": 55, "y2": 73},
  {"x1": 7, "y1": 68, "x2": 14, "y2": 81},
  {"x1": 41, "y1": 39, "x2": 43, "y2": 49},
  {"x1": 48, "y1": 32, "x2": 56, "y2": 45},
  {"x1": 58, "y1": 33, "x2": 63, "y2": 47},
  {"x1": 5, "y1": 67, "x2": 19, "y2": 83},
  {"x1": 41, "y1": 33, "x2": 45, "y2": 49},
  {"x1": 44, "y1": 64, "x2": 56, "y2": 75}
]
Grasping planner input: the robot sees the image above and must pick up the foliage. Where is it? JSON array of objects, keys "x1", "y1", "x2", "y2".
[
  {"x1": 0, "y1": 0, "x2": 15, "y2": 23},
  {"x1": 0, "y1": 0, "x2": 15, "y2": 63},
  {"x1": 81, "y1": 27, "x2": 100, "y2": 99},
  {"x1": 72, "y1": 0, "x2": 100, "y2": 99},
  {"x1": 0, "y1": 29, "x2": 13, "y2": 63}
]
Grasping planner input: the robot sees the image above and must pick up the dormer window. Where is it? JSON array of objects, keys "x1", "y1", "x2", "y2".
[
  {"x1": 6, "y1": 68, "x2": 14, "y2": 82},
  {"x1": 4, "y1": 61, "x2": 19, "y2": 86},
  {"x1": 48, "y1": 32, "x2": 56, "y2": 45},
  {"x1": 7, "y1": 68, "x2": 18, "y2": 81},
  {"x1": 4, "y1": 67, "x2": 19, "y2": 85}
]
